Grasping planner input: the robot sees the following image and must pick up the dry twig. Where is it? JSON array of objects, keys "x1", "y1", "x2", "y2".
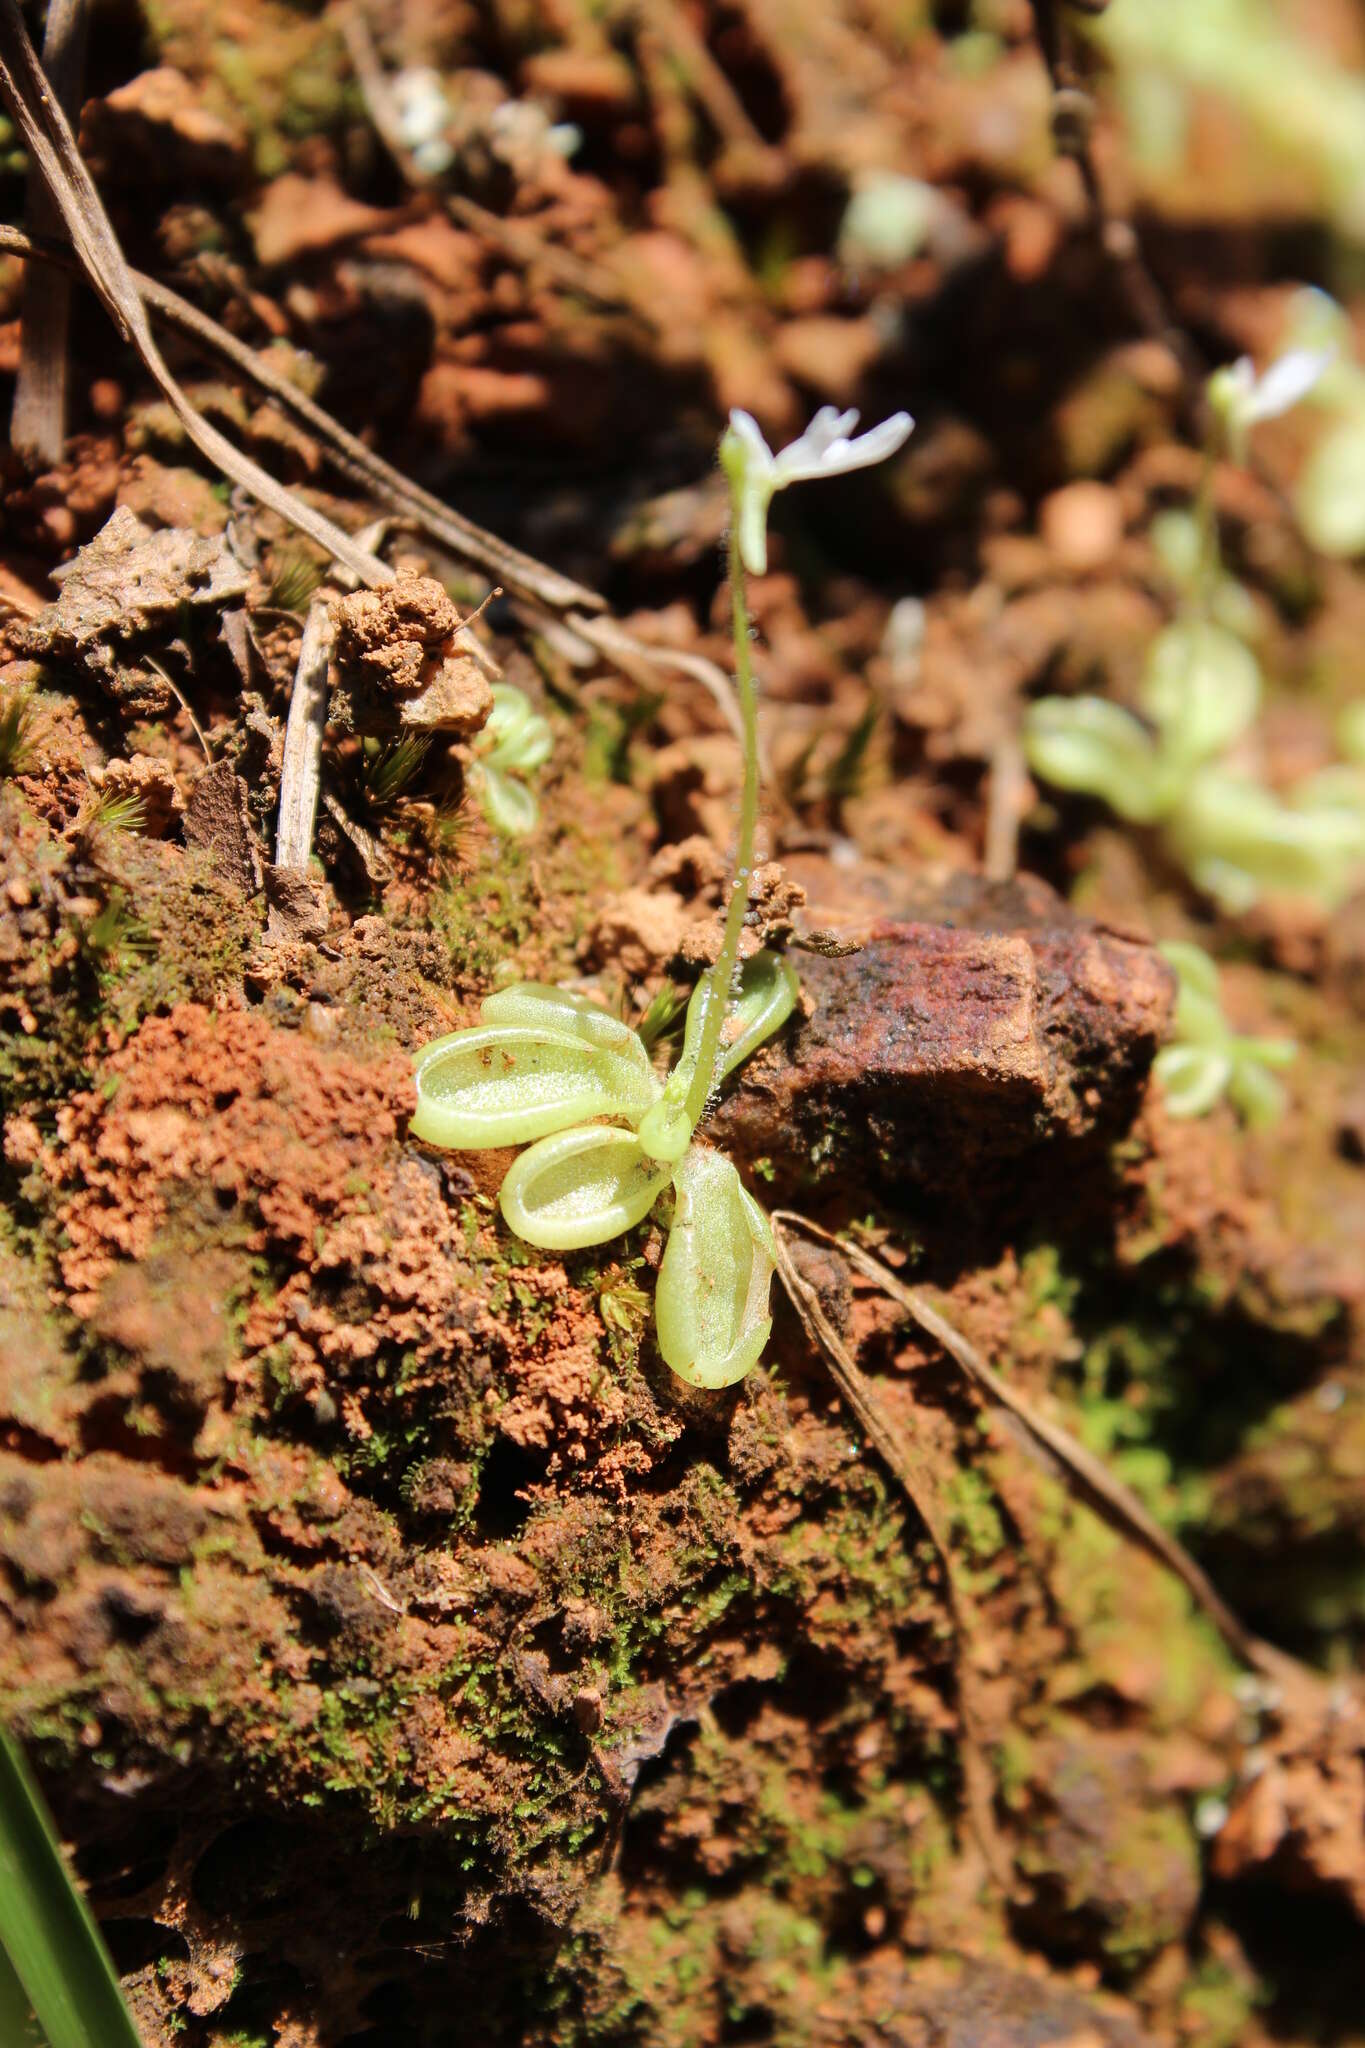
[
  {"x1": 774, "y1": 1210, "x2": 1320, "y2": 1703},
  {"x1": 274, "y1": 601, "x2": 333, "y2": 873},
  {"x1": 9, "y1": 0, "x2": 86, "y2": 466},
  {"x1": 0, "y1": 0, "x2": 390, "y2": 588},
  {"x1": 771, "y1": 1219, "x2": 1011, "y2": 1888}
]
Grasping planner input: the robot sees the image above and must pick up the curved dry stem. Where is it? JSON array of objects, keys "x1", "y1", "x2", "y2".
[{"x1": 773, "y1": 1210, "x2": 1324, "y2": 1706}]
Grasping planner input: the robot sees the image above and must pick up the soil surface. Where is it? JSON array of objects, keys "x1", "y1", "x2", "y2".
[{"x1": 3, "y1": 4, "x2": 1365, "y2": 2047}]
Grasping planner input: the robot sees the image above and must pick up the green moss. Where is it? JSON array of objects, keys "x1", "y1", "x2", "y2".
[
  {"x1": 146, "y1": 4, "x2": 359, "y2": 178},
  {"x1": 943, "y1": 1465, "x2": 1006, "y2": 1571},
  {"x1": 1178, "y1": 1959, "x2": 1264, "y2": 2048}
]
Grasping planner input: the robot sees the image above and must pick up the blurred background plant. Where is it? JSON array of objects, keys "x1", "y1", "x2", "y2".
[
  {"x1": 467, "y1": 683, "x2": 553, "y2": 837},
  {"x1": 1026, "y1": 342, "x2": 1365, "y2": 913},
  {"x1": 1155, "y1": 941, "x2": 1296, "y2": 1124}
]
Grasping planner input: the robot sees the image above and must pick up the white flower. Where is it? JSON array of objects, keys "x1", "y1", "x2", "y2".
[
  {"x1": 720, "y1": 405, "x2": 914, "y2": 573},
  {"x1": 838, "y1": 173, "x2": 938, "y2": 270},
  {"x1": 391, "y1": 67, "x2": 454, "y2": 174},
  {"x1": 1210, "y1": 345, "x2": 1334, "y2": 449}
]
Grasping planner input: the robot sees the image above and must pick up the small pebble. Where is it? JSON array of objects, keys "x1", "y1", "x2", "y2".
[{"x1": 1040, "y1": 481, "x2": 1124, "y2": 571}]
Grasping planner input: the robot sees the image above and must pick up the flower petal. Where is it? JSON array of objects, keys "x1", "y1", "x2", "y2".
[
  {"x1": 499, "y1": 1125, "x2": 672, "y2": 1250},
  {"x1": 772, "y1": 406, "x2": 861, "y2": 484},
  {"x1": 1139, "y1": 620, "x2": 1261, "y2": 766},
  {"x1": 725, "y1": 408, "x2": 775, "y2": 476},
  {"x1": 656, "y1": 1149, "x2": 776, "y2": 1389},
  {"x1": 776, "y1": 410, "x2": 913, "y2": 486},
  {"x1": 411, "y1": 1024, "x2": 660, "y2": 1149},
  {"x1": 1244, "y1": 346, "x2": 1334, "y2": 424}
]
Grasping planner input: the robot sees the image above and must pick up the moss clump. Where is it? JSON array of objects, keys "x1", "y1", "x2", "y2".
[{"x1": 0, "y1": 791, "x2": 257, "y2": 1119}]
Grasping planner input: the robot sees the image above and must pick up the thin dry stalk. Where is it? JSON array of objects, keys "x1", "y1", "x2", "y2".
[
  {"x1": 1025, "y1": 0, "x2": 1205, "y2": 425},
  {"x1": 10, "y1": 0, "x2": 87, "y2": 467},
  {"x1": 771, "y1": 1221, "x2": 1011, "y2": 1888},
  {"x1": 0, "y1": 0, "x2": 390, "y2": 588},
  {"x1": 275, "y1": 602, "x2": 333, "y2": 872},
  {"x1": 774, "y1": 1210, "x2": 1320, "y2": 1703},
  {"x1": 0, "y1": 221, "x2": 751, "y2": 741},
  {"x1": 984, "y1": 729, "x2": 1027, "y2": 881},
  {"x1": 633, "y1": 0, "x2": 768, "y2": 153}
]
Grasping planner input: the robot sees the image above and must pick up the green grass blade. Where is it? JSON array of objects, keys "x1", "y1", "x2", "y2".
[
  {"x1": 0, "y1": 1728, "x2": 143, "y2": 2048},
  {"x1": 0, "y1": 1937, "x2": 49, "y2": 2048}
]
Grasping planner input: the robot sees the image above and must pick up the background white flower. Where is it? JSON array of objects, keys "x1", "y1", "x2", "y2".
[{"x1": 1210, "y1": 344, "x2": 1334, "y2": 452}]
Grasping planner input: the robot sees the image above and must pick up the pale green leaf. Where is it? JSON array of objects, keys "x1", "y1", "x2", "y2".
[
  {"x1": 480, "y1": 983, "x2": 643, "y2": 1054},
  {"x1": 499, "y1": 1125, "x2": 672, "y2": 1250},
  {"x1": 656, "y1": 1149, "x2": 776, "y2": 1390},
  {"x1": 1158, "y1": 941, "x2": 1227, "y2": 1045},
  {"x1": 1295, "y1": 415, "x2": 1365, "y2": 557},
  {"x1": 1157, "y1": 940, "x2": 1222, "y2": 1006},
  {"x1": 638, "y1": 951, "x2": 800, "y2": 1166},
  {"x1": 1172, "y1": 767, "x2": 1365, "y2": 908},
  {"x1": 1290, "y1": 764, "x2": 1365, "y2": 824},
  {"x1": 1338, "y1": 701, "x2": 1365, "y2": 767},
  {"x1": 636, "y1": 1096, "x2": 694, "y2": 1166},
  {"x1": 1024, "y1": 697, "x2": 1175, "y2": 823},
  {"x1": 1233, "y1": 1036, "x2": 1297, "y2": 1071},
  {"x1": 1226, "y1": 1058, "x2": 1287, "y2": 1129},
  {"x1": 713, "y1": 950, "x2": 801, "y2": 1083},
  {"x1": 1139, "y1": 620, "x2": 1260, "y2": 765},
  {"x1": 499, "y1": 715, "x2": 553, "y2": 774},
  {"x1": 477, "y1": 763, "x2": 539, "y2": 837},
  {"x1": 1153, "y1": 1044, "x2": 1232, "y2": 1118},
  {"x1": 482, "y1": 684, "x2": 533, "y2": 754},
  {"x1": 412, "y1": 1024, "x2": 660, "y2": 1149},
  {"x1": 1148, "y1": 508, "x2": 1202, "y2": 590}
]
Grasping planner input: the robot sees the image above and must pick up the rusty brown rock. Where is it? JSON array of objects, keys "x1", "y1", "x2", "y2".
[
  {"x1": 854, "y1": 1953, "x2": 1155, "y2": 2047},
  {"x1": 81, "y1": 67, "x2": 247, "y2": 188},
  {"x1": 840, "y1": 1953, "x2": 1155, "y2": 2047},
  {"x1": 1014, "y1": 1729, "x2": 1202, "y2": 1968},
  {"x1": 710, "y1": 875, "x2": 1172, "y2": 1198}
]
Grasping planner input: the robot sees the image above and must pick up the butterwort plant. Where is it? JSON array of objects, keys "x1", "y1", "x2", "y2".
[
  {"x1": 1026, "y1": 343, "x2": 1365, "y2": 913},
  {"x1": 411, "y1": 404, "x2": 913, "y2": 1386},
  {"x1": 469, "y1": 683, "x2": 553, "y2": 836},
  {"x1": 1154, "y1": 941, "x2": 1295, "y2": 1127}
]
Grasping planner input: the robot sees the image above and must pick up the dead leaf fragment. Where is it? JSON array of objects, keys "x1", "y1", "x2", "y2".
[
  {"x1": 183, "y1": 760, "x2": 263, "y2": 896},
  {"x1": 14, "y1": 506, "x2": 249, "y2": 712}
]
